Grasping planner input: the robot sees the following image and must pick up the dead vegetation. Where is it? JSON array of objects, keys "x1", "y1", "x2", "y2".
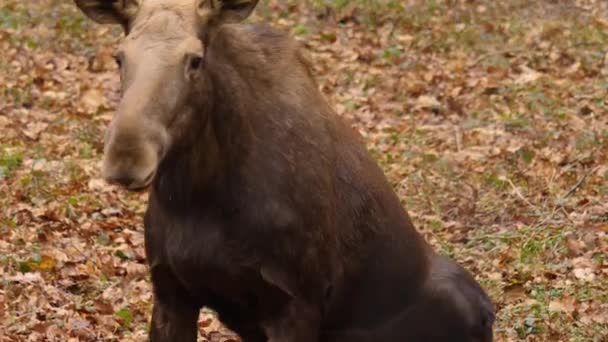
[{"x1": 0, "y1": 0, "x2": 607, "y2": 341}]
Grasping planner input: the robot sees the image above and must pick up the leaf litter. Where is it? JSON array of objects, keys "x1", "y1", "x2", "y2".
[{"x1": 1, "y1": 0, "x2": 608, "y2": 341}]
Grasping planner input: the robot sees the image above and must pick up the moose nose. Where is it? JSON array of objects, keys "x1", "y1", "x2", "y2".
[
  {"x1": 106, "y1": 173, "x2": 136, "y2": 187},
  {"x1": 104, "y1": 170, "x2": 156, "y2": 191}
]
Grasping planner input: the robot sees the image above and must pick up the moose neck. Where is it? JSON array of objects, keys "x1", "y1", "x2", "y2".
[
  {"x1": 152, "y1": 62, "x2": 253, "y2": 211},
  {"x1": 151, "y1": 25, "x2": 288, "y2": 210}
]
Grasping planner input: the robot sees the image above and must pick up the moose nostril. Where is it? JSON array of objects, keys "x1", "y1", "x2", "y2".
[{"x1": 107, "y1": 174, "x2": 135, "y2": 187}]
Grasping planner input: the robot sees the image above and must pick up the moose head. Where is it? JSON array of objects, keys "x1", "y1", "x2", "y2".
[{"x1": 75, "y1": 0, "x2": 258, "y2": 190}]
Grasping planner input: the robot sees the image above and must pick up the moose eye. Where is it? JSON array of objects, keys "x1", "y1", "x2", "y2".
[{"x1": 189, "y1": 55, "x2": 203, "y2": 70}]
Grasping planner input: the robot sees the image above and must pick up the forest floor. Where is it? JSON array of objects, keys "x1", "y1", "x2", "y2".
[{"x1": 1, "y1": 0, "x2": 608, "y2": 341}]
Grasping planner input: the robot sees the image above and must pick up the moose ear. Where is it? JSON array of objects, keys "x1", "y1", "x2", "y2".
[
  {"x1": 198, "y1": 0, "x2": 259, "y2": 25},
  {"x1": 74, "y1": 0, "x2": 139, "y2": 29}
]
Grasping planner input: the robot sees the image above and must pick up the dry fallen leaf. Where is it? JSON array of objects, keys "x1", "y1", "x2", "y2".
[
  {"x1": 414, "y1": 95, "x2": 441, "y2": 110},
  {"x1": 0, "y1": 115, "x2": 10, "y2": 128},
  {"x1": 28, "y1": 254, "x2": 57, "y2": 272},
  {"x1": 513, "y1": 66, "x2": 543, "y2": 85},
  {"x1": 81, "y1": 88, "x2": 105, "y2": 113},
  {"x1": 22, "y1": 122, "x2": 48, "y2": 140},
  {"x1": 548, "y1": 297, "x2": 576, "y2": 314},
  {"x1": 3, "y1": 1, "x2": 608, "y2": 341},
  {"x1": 572, "y1": 267, "x2": 596, "y2": 282}
]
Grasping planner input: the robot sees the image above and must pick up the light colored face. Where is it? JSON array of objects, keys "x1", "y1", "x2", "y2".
[{"x1": 74, "y1": 0, "x2": 258, "y2": 190}]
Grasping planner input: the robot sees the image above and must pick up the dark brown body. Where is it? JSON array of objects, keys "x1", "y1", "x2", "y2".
[
  {"x1": 143, "y1": 24, "x2": 494, "y2": 342},
  {"x1": 325, "y1": 255, "x2": 494, "y2": 342}
]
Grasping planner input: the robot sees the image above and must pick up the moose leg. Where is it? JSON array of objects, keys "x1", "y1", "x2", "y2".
[
  {"x1": 219, "y1": 312, "x2": 267, "y2": 342},
  {"x1": 264, "y1": 299, "x2": 321, "y2": 342},
  {"x1": 221, "y1": 315, "x2": 267, "y2": 342},
  {"x1": 207, "y1": 295, "x2": 267, "y2": 342},
  {"x1": 150, "y1": 300, "x2": 199, "y2": 342},
  {"x1": 149, "y1": 265, "x2": 200, "y2": 342}
]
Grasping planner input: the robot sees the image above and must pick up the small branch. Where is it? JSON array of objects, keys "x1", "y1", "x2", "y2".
[
  {"x1": 532, "y1": 167, "x2": 599, "y2": 229},
  {"x1": 469, "y1": 47, "x2": 526, "y2": 67},
  {"x1": 507, "y1": 178, "x2": 537, "y2": 210},
  {"x1": 454, "y1": 126, "x2": 462, "y2": 152},
  {"x1": 559, "y1": 166, "x2": 599, "y2": 201}
]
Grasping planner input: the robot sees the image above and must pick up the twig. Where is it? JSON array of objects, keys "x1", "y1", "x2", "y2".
[
  {"x1": 531, "y1": 167, "x2": 599, "y2": 229},
  {"x1": 506, "y1": 178, "x2": 537, "y2": 210},
  {"x1": 559, "y1": 166, "x2": 599, "y2": 202},
  {"x1": 454, "y1": 126, "x2": 462, "y2": 152},
  {"x1": 469, "y1": 47, "x2": 526, "y2": 67},
  {"x1": 532, "y1": 206, "x2": 559, "y2": 229}
]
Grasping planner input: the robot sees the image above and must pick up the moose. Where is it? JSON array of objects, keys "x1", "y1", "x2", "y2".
[{"x1": 73, "y1": 0, "x2": 495, "y2": 341}]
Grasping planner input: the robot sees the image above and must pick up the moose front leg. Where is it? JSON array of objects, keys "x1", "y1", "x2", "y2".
[
  {"x1": 264, "y1": 299, "x2": 321, "y2": 342},
  {"x1": 150, "y1": 299, "x2": 199, "y2": 342},
  {"x1": 149, "y1": 265, "x2": 200, "y2": 342}
]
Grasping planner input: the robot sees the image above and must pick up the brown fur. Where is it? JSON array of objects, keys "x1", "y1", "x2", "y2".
[{"x1": 73, "y1": 1, "x2": 495, "y2": 341}]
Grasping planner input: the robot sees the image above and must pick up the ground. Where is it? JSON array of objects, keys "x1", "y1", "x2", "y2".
[{"x1": 1, "y1": 0, "x2": 607, "y2": 341}]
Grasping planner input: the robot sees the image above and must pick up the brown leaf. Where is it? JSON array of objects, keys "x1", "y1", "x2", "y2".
[
  {"x1": 22, "y1": 122, "x2": 48, "y2": 140},
  {"x1": 0, "y1": 116, "x2": 10, "y2": 128},
  {"x1": 29, "y1": 254, "x2": 57, "y2": 272},
  {"x1": 565, "y1": 234, "x2": 585, "y2": 256},
  {"x1": 513, "y1": 66, "x2": 543, "y2": 84},
  {"x1": 572, "y1": 267, "x2": 596, "y2": 282},
  {"x1": 81, "y1": 88, "x2": 105, "y2": 114},
  {"x1": 503, "y1": 283, "x2": 527, "y2": 303},
  {"x1": 414, "y1": 95, "x2": 441, "y2": 110},
  {"x1": 548, "y1": 296, "x2": 576, "y2": 314},
  {"x1": 95, "y1": 300, "x2": 115, "y2": 315}
]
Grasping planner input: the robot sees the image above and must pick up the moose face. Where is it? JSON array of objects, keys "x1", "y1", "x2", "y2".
[{"x1": 75, "y1": 0, "x2": 258, "y2": 190}]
